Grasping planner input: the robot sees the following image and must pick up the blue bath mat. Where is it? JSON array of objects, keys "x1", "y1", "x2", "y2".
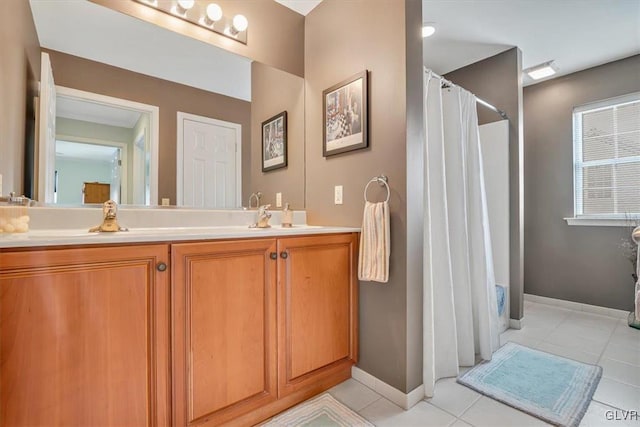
[{"x1": 458, "y1": 342, "x2": 601, "y2": 427}]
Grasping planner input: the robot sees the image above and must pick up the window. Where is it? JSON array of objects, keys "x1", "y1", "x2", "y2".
[{"x1": 573, "y1": 92, "x2": 640, "y2": 219}]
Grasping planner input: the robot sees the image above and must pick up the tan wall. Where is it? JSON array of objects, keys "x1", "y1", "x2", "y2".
[
  {"x1": 445, "y1": 47, "x2": 525, "y2": 320},
  {"x1": 524, "y1": 55, "x2": 640, "y2": 310},
  {"x1": 46, "y1": 49, "x2": 251, "y2": 205},
  {"x1": 90, "y1": 0, "x2": 305, "y2": 77},
  {"x1": 305, "y1": 0, "x2": 414, "y2": 392},
  {"x1": 250, "y1": 62, "x2": 305, "y2": 209},
  {"x1": 0, "y1": 0, "x2": 41, "y2": 196}
]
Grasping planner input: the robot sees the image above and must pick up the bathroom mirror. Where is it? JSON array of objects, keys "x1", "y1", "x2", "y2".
[{"x1": 25, "y1": 0, "x2": 305, "y2": 209}]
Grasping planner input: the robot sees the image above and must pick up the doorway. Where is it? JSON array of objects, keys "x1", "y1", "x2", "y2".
[
  {"x1": 36, "y1": 51, "x2": 159, "y2": 205},
  {"x1": 54, "y1": 140, "x2": 125, "y2": 205},
  {"x1": 176, "y1": 112, "x2": 242, "y2": 209}
]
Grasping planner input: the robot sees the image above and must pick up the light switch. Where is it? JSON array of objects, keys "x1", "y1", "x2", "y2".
[
  {"x1": 334, "y1": 185, "x2": 343, "y2": 205},
  {"x1": 276, "y1": 192, "x2": 282, "y2": 207},
  {"x1": 161, "y1": 198, "x2": 170, "y2": 206},
  {"x1": 0, "y1": 174, "x2": 3, "y2": 197}
]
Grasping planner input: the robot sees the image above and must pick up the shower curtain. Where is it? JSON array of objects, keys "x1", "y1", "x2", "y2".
[{"x1": 422, "y1": 70, "x2": 500, "y2": 397}]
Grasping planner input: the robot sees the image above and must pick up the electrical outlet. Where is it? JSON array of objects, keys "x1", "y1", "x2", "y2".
[
  {"x1": 161, "y1": 198, "x2": 170, "y2": 206},
  {"x1": 276, "y1": 192, "x2": 282, "y2": 207},
  {"x1": 334, "y1": 185, "x2": 343, "y2": 205}
]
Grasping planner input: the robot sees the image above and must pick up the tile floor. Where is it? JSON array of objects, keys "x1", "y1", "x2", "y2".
[{"x1": 325, "y1": 300, "x2": 640, "y2": 426}]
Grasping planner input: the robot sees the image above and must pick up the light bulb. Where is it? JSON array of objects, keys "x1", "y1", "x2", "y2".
[
  {"x1": 232, "y1": 14, "x2": 248, "y2": 33},
  {"x1": 177, "y1": 0, "x2": 194, "y2": 10},
  {"x1": 175, "y1": 0, "x2": 194, "y2": 15},
  {"x1": 206, "y1": 3, "x2": 223, "y2": 22}
]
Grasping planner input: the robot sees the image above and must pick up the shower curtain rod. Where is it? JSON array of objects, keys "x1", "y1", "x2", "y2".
[{"x1": 426, "y1": 68, "x2": 509, "y2": 120}]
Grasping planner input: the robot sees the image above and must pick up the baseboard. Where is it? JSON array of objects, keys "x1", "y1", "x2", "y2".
[
  {"x1": 524, "y1": 293, "x2": 629, "y2": 319},
  {"x1": 509, "y1": 317, "x2": 524, "y2": 329},
  {"x1": 351, "y1": 366, "x2": 424, "y2": 410}
]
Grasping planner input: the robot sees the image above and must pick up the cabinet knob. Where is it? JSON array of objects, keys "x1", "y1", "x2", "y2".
[
  {"x1": 269, "y1": 252, "x2": 277, "y2": 260},
  {"x1": 156, "y1": 262, "x2": 167, "y2": 272},
  {"x1": 280, "y1": 251, "x2": 288, "y2": 259}
]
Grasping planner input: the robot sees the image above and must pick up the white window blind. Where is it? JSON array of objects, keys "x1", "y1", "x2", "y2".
[{"x1": 573, "y1": 92, "x2": 640, "y2": 217}]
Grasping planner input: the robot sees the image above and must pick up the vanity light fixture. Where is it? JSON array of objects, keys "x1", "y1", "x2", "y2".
[
  {"x1": 133, "y1": 0, "x2": 248, "y2": 44},
  {"x1": 422, "y1": 23, "x2": 436, "y2": 38},
  {"x1": 524, "y1": 61, "x2": 558, "y2": 80}
]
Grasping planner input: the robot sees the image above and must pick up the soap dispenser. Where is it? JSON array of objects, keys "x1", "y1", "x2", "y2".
[{"x1": 281, "y1": 203, "x2": 293, "y2": 228}]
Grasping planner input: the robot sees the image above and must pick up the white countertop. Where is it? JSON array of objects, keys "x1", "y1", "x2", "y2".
[{"x1": 0, "y1": 225, "x2": 361, "y2": 249}]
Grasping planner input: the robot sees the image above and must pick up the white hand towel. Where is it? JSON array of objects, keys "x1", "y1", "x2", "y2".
[{"x1": 358, "y1": 201, "x2": 390, "y2": 283}]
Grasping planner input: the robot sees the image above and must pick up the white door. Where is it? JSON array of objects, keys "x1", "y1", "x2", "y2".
[
  {"x1": 177, "y1": 113, "x2": 241, "y2": 208},
  {"x1": 37, "y1": 52, "x2": 56, "y2": 203}
]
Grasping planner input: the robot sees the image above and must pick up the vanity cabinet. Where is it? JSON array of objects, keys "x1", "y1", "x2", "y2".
[
  {"x1": 0, "y1": 244, "x2": 171, "y2": 427},
  {"x1": 171, "y1": 233, "x2": 358, "y2": 426},
  {"x1": 0, "y1": 232, "x2": 358, "y2": 427}
]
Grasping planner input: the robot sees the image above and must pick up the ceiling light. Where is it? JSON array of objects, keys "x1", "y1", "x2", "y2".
[
  {"x1": 230, "y1": 14, "x2": 249, "y2": 35},
  {"x1": 524, "y1": 61, "x2": 558, "y2": 80},
  {"x1": 204, "y1": 3, "x2": 223, "y2": 25},
  {"x1": 422, "y1": 23, "x2": 436, "y2": 38}
]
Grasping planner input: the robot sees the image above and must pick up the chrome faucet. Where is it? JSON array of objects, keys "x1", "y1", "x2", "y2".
[
  {"x1": 250, "y1": 204, "x2": 272, "y2": 228},
  {"x1": 248, "y1": 191, "x2": 262, "y2": 209}
]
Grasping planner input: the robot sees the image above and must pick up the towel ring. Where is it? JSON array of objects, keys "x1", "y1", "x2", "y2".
[{"x1": 364, "y1": 176, "x2": 390, "y2": 203}]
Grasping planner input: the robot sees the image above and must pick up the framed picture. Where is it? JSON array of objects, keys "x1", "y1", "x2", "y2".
[
  {"x1": 262, "y1": 111, "x2": 288, "y2": 172},
  {"x1": 323, "y1": 70, "x2": 368, "y2": 157}
]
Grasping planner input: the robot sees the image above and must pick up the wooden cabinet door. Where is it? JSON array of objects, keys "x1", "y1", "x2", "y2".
[
  {"x1": 0, "y1": 244, "x2": 170, "y2": 427},
  {"x1": 83, "y1": 182, "x2": 111, "y2": 204},
  {"x1": 277, "y1": 233, "x2": 358, "y2": 397},
  {"x1": 172, "y1": 239, "x2": 278, "y2": 426}
]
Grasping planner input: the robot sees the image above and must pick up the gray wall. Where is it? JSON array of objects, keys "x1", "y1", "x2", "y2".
[
  {"x1": 305, "y1": 0, "x2": 423, "y2": 393},
  {"x1": 405, "y1": 0, "x2": 425, "y2": 394},
  {"x1": 524, "y1": 55, "x2": 640, "y2": 310},
  {"x1": 444, "y1": 48, "x2": 525, "y2": 320}
]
